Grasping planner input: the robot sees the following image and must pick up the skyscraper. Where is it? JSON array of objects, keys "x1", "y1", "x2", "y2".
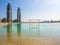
[
  {"x1": 7, "y1": 3, "x2": 12, "y2": 22},
  {"x1": 17, "y1": 7, "x2": 21, "y2": 22}
]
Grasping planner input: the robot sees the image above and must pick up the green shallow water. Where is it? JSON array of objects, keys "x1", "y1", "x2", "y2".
[
  {"x1": 0, "y1": 23, "x2": 60, "y2": 38},
  {"x1": 0, "y1": 23, "x2": 60, "y2": 45}
]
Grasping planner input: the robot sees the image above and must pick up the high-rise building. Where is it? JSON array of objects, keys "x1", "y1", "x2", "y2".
[
  {"x1": 7, "y1": 3, "x2": 12, "y2": 22},
  {"x1": 17, "y1": 7, "x2": 21, "y2": 22}
]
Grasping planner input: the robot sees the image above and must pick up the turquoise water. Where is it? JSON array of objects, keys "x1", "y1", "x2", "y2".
[
  {"x1": 0, "y1": 23, "x2": 60, "y2": 39},
  {"x1": 0, "y1": 23, "x2": 60, "y2": 45}
]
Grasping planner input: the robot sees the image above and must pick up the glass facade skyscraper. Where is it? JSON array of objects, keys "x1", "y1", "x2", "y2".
[
  {"x1": 17, "y1": 8, "x2": 21, "y2": 22},
  {"x1": 7, "y1": 3, "x2": 12, "y2": 22}
]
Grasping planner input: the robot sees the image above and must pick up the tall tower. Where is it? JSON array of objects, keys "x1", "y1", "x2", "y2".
[
  {"x1": 17, "y1": 7, "x2": 21, "y2": 22},
  {"x1": 7, "y1": 3, "x2": 12, "y2": 22}
]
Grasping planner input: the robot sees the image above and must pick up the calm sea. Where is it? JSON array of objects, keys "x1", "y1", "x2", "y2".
[{"x1": 0, "y1": 23, "x2": 60, "y2": 45}]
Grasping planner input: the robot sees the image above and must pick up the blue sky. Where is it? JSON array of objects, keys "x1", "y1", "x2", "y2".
[{"x1": 0, "y1": 0, "x2": 60, "y2": 21}]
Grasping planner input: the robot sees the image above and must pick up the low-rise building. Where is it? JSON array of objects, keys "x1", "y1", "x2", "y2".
[{"x1": 1, "y1": 18, "x2": 7, "y2": 22}]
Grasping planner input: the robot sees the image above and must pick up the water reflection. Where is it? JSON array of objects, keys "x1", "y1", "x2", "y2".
[
  {"x1": 17, "y1": 23, "x2": 22, "y2": 45},
  {"x1": 29, "y1": 23, "x2": 40, "y2": 37},
  {"x1": 7, "y1": 24, "x2": 12, "y2": 41},
  {"x1": 17, "y1": 23, "x2": 21, "y2": 37}
]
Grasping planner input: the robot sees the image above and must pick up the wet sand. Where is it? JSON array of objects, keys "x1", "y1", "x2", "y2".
[
  {"x1": 0, "y1": 22, "x2": 8, "y2": 26},
  {"x1": 0, "y1": 37, "x2": 60, "y2": 45}
]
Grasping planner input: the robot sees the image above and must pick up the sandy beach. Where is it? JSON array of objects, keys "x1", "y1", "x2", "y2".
[
  {"x1": 0, "y1": 22, "x2": 8, "y2": 26},
  {"x1": 0, "y1": 37, "x2": 60, "y2": 45}
]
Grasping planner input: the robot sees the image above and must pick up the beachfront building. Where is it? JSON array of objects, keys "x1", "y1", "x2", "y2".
[
  {"x1": 7, "y1": 3, "x2": 12, "y2": 22},
  {"x1": 17, "y1": 8, "x2": 21, "y2": 22},
  {"x1": 1, "y1": 18, "x2": 7, "y2": 22}
]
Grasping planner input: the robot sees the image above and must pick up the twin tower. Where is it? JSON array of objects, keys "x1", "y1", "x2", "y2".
[{"x1": 7, "y1": 3, "x2": 21, "y2": 22}]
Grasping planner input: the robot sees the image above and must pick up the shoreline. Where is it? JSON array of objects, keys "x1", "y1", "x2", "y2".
[
  {"x1": 0, "y1": 22, "x2": 8, "y2": 26},
  {"x1": 0, "y1": 22, "x2": 60, "y2": 26}
]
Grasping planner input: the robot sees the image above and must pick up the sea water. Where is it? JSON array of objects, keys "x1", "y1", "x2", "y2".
[{"x1": 0, "y1": 23, "x2": 60, "y2": 45}]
